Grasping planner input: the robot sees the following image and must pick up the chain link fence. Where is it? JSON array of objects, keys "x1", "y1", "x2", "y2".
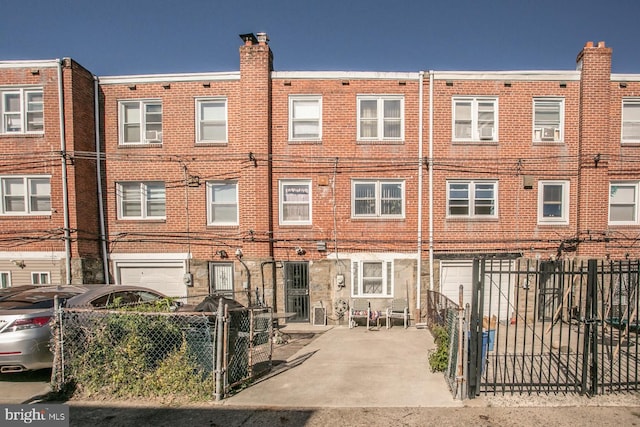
[{"x1": 51, "y1": 301, "x2": 273, "y2": 401}]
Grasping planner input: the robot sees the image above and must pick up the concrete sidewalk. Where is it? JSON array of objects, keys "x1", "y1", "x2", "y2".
[{"x1": 223, "y1": 325, "x2": 463, "y2": 408}]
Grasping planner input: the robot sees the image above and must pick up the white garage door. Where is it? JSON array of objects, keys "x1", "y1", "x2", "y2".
[
  {"x1": 117, "y1": 264, "x2": 185, "y2": 297},
  {"x1": 440, "y1": 261, "x2": 514, "y2": 320}
]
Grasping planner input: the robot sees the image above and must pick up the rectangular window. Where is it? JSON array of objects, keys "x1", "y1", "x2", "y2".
[
  {"x1": 622, "y1": 100, "x2": 640, "y2": 143},
  {"x1": 538, "y1": 181, "x2": 569, "y2": 224},
  {"x1": 209, "y1": 262, "x2": 234, "y2": 297},
  {"x1": 0, "y1": 176, "x2": 51, "y2": 215},
  {"x1": 117, "y1": 181, "x2": 166, "y2": 219},
  {"x1": 119, "y1": 100, "x2": 162, "y2": 144},
  {"x1": 289, "y1": 96, "x2": 322, "y2": 141},
  {"x1": 0, "y1": 272, "x2": 10, "y2": 289},
  {"x1": 1, "y1": 89, "x2": 43, "y2": 134},
  {"x1": 357, "y1": 96, "x2": 403, "y2": 141},
  {"x1": 196, "y1": 98, "x2": 227, "y2": 143},
  {"x1": 447, "y1": 180, "x2": 498, "y2": 218},
  {"x1": 352, "y1": 180, "x2": 404, "y2": 218},
  {"x1": 352, "y1": 260, "x2": 393, "y2": 297},
  {"x1": 207, "y1": 181, "x2": 238, "y2": 225},
  {"x1": 452, "y1": 97, "x2": 498, "y2": 142},
  {"x1": 609, "y1": 182, "x2": 639, "y2": 224},
  {"x1": 279, "y1": 180, "x2": 312, "y2": 225},
  {"x1": 31, "y1": 272, "x2": 50, "y2": 285},
  {"x1": 533, "y1": 98, "x2": 564, "y2": 142}
]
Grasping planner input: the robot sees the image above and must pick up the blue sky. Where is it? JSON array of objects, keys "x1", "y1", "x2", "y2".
[{"x1": 2, "y1": 0, "x2": 639, "y2": 76}]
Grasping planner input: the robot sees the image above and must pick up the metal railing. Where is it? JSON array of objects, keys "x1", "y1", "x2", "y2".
[{"x1": 425, "y1": 289, "x2": 466, "y2": 399}]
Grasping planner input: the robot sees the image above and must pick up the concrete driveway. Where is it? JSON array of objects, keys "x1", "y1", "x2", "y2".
[
  {"x1": 0, "y1": 368, "x2": 52, "y2": 404},
  {"x1": 223, "y1": 325, "x2": 462, "y2": 408}
]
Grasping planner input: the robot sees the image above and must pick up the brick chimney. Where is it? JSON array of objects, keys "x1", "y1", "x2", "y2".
[
  {"x1": 238, "y1": 33, "x2": 273, "y2": 258},
  {"x1": 576, "y1": 41, "x2": 613, "y2": 257}
]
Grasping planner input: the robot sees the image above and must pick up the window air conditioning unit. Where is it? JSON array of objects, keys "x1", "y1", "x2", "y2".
[
  {"x1": 479, "y1": 126, "x2": 494, "y2": 140},
  {"x1": 541, "y1": 127, "x2": 556, "y2": 141},
  {"x1": 145, "y1": 130, "x2": 162, "y2": 142},
  {"x1": 312, "y1": 306, "x2": 326, "y2": 326}
]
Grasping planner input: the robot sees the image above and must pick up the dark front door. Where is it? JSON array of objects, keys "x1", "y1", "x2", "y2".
[
  {"x1": 284, "y1": 262, "x2": 309, "y2": 322},
  {"x1": 538, "y1": 261, "x2": 562, "y2": 321}
]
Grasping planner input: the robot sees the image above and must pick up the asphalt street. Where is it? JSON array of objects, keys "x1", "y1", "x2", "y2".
[{"x1": 63, "y1": 401, "x2": 640, "y2": 427}]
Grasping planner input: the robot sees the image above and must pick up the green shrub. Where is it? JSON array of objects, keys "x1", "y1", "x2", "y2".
[
  {"x1": 64, "y1": 308, "x2": 214, "y2": 401},
  {"x1": 142, "y1": 341, "x2": 214, "y2": 401},
  {"x1": 428, "y1": 324, "x2": 450, "y2": 372}
]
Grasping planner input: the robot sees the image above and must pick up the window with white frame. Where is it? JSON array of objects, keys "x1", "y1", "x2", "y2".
[
  {"x1": 0, "y1": 272, "x2": 10, "y2": 289},
  {"x1": 447, "y1": 180, "x2": 498, "y2": 218},
  {"x1": 31, "y1": 272, "x2": 50, "y2": 285},
  {"x1": 609, "y1": 182, "x2": 638, "y2": 224},
  {"x1": 538, "y1": 181, "x2": 569, "y2": 224},
  {"x1": 452, "y1": 97, "x2": 498, "y2": 142},
  {"x1": 622, "y1": 99, "x2": 640, "y2": 143},
  {"x1": 1, "y1": 88, "x2": 43, "y2": 134},
  {"x1": 357, "y1": 95, "x2": 403, "y2": 141},
  {"x1": 207, "y1": 181, "x2": 238, "y2": 225},
  {"x1": 119, "y1": 100, "x2": 162, "y2": 144},
  {"x1": 352, "y1": 180, "x2": 404, "y2": 218},
  {"x1": 117, "y1": 181, "x2": 166, "y2": 219},
  {"x1": 352, "y1": 260, "x2": 393, "y2": 297},
  {"x1": 196, "y1": 98, "x2": 227, "y2": 143},
  {"x1": 289, "y1": 95, "x2": 322, "y2": 141},
  {"x1": 0, "y1": 176, "x2": 51, "y2": 215},
  {"x1": 279, "y1": 180, "x2": 312, "y2": 225},
  {"x1": 533, "y1": 98, "x2": 564, "y2": 142},
  {"x1": 209, "y1": 262, "x2": 234, "y2": 297}
]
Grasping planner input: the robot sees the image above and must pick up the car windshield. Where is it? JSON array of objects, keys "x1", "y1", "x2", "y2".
[
  {"x1": 87, "y1": 290, "x2": 164, "y2": 308},
  {"x1": 0, "y1": 292, "x2": 80, "y2": 310}
]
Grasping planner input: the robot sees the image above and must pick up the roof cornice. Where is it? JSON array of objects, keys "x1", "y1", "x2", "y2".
[
  {"x1": 431, "y1": 70, "x2": 581, "y2": 81},
  {"x1": 0, "y1": 60, "x2": 60, "y2": 69},
  {"x1": 272, "y1": 71, "x2": 419, "y2": 80},
  {"x1": 98, "y1": 71, "x2": 240, "y2": 85},
  {"x1": 612, "y1": 73, "x2": 640, "y2": 82}
]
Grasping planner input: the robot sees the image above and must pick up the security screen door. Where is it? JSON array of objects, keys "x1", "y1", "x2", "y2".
[{"x1": 284, "y1": 262, "x2": 309, "y2": 322}]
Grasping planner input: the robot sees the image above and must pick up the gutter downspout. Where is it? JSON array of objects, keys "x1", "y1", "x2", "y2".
[
  {"x1": 417, "y1": 71, "x2": 424, "y2": 312},
  {"x1": 93, "y1": 76, "x2": 109, "y2": 283},
  {"x1": 238, "y1": 256, "x2": 252, "y2": 305},
  {"x1": 429, "y1": 71, "x2": 434, "y2": 292},
  {"x1": 57, "y1": 59, "x2": 72, "y2": 284},
  {"x1": 260, "y1": 260, "x2": 277, "y2": 310}
]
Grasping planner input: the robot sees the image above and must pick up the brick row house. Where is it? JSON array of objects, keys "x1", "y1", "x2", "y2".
[
  {"x1": 1, "y1": 35, "x2": 639, "y2": 325},
  {"x1": 0, "y1": 59, "x2": 101, "y2": 287}
]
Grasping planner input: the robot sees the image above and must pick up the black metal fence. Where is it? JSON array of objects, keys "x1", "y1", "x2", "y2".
[
  {"x1": 425, "y1": 289, "x2": 466, "y2": 399},
  {"x1": 51, "y1": 302, "x2": 273, "y2": 400},
  {"x1": 468, "y1": 258, "x2": 640, "y2": 397}
]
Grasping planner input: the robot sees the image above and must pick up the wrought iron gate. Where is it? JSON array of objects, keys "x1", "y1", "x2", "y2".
[
  {"x1": 468, "y1": 258, "x2": 640, "y2": 397},
  {"x1": 284, "y1": 262, "x2": 309, "y2": 322}
]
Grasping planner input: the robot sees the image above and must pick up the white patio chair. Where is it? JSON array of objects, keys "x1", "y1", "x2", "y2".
[
  {"x1": 349, "y1": 299, "x2": 370, "y2": 329},
  {"x1": 386, "y1": 298, "x2": 409, "y2": 329}
]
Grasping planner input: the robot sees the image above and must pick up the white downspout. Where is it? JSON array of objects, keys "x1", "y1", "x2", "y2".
[
  {"x1": 94, "y1": 76, "x2": 110, "y2": 284},
  {"x1": 57, "y1": 59, "x2": 72, "y2": 284},
  {"x1": 429, "y1": 71, "x2": 434, "y2": 292},
  {"x1": 417, "y1": 71, "x2": 424, "y2": 312}
]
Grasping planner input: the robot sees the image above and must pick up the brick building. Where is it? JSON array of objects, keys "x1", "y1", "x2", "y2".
[
  {"x1": 1, "y1": 35, "x2": 639, "y2": 325},
  {"x1": 0, "y1": 59, "x2": 101, "y2": 288}
]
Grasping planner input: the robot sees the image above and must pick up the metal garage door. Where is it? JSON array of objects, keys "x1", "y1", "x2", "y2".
[
  {"x1": 440, "y1": 260, "x2": 514, "y2": 319},
  {"x1": 440, "y1": 261, "x2": 474, "y2": 307},
  {"x1": 117, "y1": 264, "x2": 185, "y2": 297}
]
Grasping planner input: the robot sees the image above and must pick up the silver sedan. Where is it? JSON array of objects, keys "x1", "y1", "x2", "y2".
[{"x1": 0, "y1": 286, "x2": 85, "y2": 373}]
